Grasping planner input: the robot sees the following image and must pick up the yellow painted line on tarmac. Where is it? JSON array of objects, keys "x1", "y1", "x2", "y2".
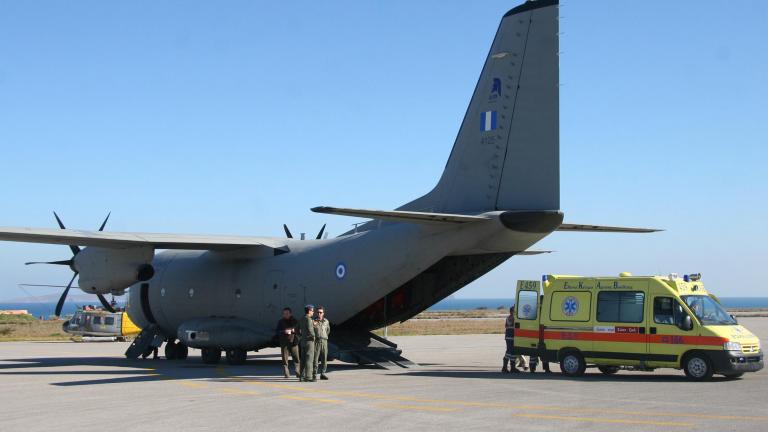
[
  {"x1": 377, "y1": 403, "x2": 458, "y2": 413},
  {"x1": 227, "y1": 375, "x2": 765, "y2": 421},
  {"x1": 512, "y1": 413, "x2": 694, "y2": 428},
  {"x1": 218, "y1": 388, "x2": 261, "y2": 396},
  {"x1": 177, "y1": 381, "x2": 207, "y2": 389},
  {"x1": 279, "y1": 395, "x2": 344, "y2": 404},
  {"x1": 207, "y1": 368, "x2": 768, "y2": 422},
  {"x1": 507, "y1": 405, "x2": 768, "y2": 422}
]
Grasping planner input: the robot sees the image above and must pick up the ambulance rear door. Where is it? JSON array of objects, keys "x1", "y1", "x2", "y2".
[{"x1": 514, "y1": 280, "x2": 542, "y2": 353}]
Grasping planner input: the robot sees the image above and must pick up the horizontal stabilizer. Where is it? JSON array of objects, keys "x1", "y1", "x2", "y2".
[
  {"x1": 517, "y1": 250, "x2": 554, "y2": 255},
  {"x1": 558, "y1": 224, "x2": 662, "y2": 233},
  {"x1": 311, "y1": 207, "x2": 491, "y2": 224}
]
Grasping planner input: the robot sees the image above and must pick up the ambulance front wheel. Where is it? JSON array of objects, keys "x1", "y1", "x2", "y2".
[
  {"x1": 683, "y1": 353, "x2": 714, "y2": 380},
  {"x1": 560, "y1": 351, "x2": 586, "y2": 377}
]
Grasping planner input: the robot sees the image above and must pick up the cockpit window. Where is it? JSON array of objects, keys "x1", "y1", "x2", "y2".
[{"x1": 682, "y1": 295, "x2": 736, "y2": 325}]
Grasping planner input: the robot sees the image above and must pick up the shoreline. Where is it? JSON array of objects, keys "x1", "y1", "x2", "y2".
[{"x1": 2, "y1": 309, "x2": 767, "y2": 342}]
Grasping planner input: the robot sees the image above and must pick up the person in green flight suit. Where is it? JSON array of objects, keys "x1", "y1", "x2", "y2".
[
  {"x1": 298, "y1": 304, "x2": 317, "y2": 382},
  {"x1": 313, "y1": 306, "x2": 331, "y2": 381}
]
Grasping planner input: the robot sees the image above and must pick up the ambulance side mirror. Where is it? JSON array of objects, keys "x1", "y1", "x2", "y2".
[
  {"x1": 730, "y1": 314, "x2": 738, "y2": 324},
  {"x1": 679, "y1": 315, "x2": 693, "y2": 331}
]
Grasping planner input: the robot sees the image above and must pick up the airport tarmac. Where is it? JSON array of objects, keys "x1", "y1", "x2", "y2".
[{"x1": 1, "y1": 317, "x2": 766, "y2": 432}]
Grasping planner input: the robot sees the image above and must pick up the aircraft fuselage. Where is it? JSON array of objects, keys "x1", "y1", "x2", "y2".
[{"x1": 126, "y1": 212, "x2": 553, "y2": 347}]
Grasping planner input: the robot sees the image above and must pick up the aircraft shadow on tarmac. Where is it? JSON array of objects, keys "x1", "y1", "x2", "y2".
[
  {"x1": 0, "y1": 354, "x2": 376, "y2": 387},
  {"x1": 0, "y1": 355, "x2": 741, "y2": 386}
]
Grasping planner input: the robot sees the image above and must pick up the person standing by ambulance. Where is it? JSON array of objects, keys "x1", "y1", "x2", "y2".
[{"x1": 502, "y1": 306, "x2": 520, "y2": 373}]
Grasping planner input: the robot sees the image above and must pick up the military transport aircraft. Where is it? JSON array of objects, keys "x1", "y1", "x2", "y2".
[{"x1": 0, "y1": 0, "x2": 658, "y2": 366}]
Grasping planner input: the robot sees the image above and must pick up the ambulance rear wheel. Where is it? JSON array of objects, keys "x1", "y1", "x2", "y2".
[
  {"x1": 560, "y1": 352, "x2": 586, "y2": 377},
  {"x1": 598, "y1": 366, "x2": 620, "y2": 375},
  {"x1": 683, "y1": 353, "x2": 713, "y2": 380}
]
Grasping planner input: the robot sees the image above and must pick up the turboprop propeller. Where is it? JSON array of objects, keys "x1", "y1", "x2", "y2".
[
  {"x1": 282, "y1": 223, "x2": 326, "y2": 240},
  {"x1": 25, "y1": 212, "x2": 115, "y2": 316}
]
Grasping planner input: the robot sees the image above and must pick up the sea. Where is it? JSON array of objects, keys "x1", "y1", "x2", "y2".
[{"x1": 2, "y1": 297, "x2": 768, "y2": 318}]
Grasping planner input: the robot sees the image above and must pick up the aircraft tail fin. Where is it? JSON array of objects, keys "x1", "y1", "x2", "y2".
[{"x1": 402, "y1": 0, "x2": 559, "y2": 214}]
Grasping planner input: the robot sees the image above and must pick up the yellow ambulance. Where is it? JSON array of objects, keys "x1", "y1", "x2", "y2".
[{"x1": 513, "y1": 273, "x2": 763, "y2": 380}]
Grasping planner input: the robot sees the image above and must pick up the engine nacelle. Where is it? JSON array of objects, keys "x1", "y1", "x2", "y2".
[{"x1": 73, "y1": 246, "x2": 155, "y2": 294}]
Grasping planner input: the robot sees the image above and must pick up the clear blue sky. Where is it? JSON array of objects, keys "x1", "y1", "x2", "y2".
[{"x1": 0, "y1": 1, "x2": 766, "y2": 300}]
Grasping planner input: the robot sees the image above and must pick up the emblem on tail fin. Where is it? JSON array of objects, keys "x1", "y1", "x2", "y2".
[{"x1": 489, "y1": 77, "x2": 502, "y2": 100}]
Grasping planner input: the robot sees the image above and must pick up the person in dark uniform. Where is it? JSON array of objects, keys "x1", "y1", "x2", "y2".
[
  {"x1": 276, "y1": 307, "x2": 301, "y2": 379},
  {"x1": 502, "y1": 306, "x2": 521, "y2": 373}
]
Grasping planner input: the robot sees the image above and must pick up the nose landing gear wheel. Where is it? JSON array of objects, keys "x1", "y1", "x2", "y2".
[
  {"x1": 226, "y1": 349, "x2": 248, "y2": 365},
  {"x1": 201, "y1": 348, "x2": 222, "y2": 364}
]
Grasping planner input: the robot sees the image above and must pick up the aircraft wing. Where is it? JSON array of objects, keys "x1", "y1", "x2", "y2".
[
  {"x1": 557, "y1": 223, "x2": 661, "y2": 233},
  {"x1": 0, "y1": 226, "x2": 288, "y2": 251},
  {"x1": 311, "y1": 206, "x2": 491, "y2": 224}
]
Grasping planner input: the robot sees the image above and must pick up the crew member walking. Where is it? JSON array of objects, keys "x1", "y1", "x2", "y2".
[
  {"x1": 313, "y1": 306, "x2": 331, "y2": 381},
  {"x1": 298, "y1": 304, "x2": 317, "y2": 382},
  {"x1": 276, "y1": 307, "x2": 301, "y2": 379}
]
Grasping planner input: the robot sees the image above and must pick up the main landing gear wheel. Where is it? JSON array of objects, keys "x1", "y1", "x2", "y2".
[
  {"x1": 226, "y1": 349, "x2": 248, "y2": 365},
  {"x1": 683, "y1": 353, "x2": 713, "y2": 381},
  {"x1": 560, "y1": 351, "x2": 586, "y2": 377},
  {"x1": 164, "y1": 341, "x2": 189, "y2": 360},
  {"x1": 597, "y1": 365, "x2": 620, "y2": 375},
  {"x1": 201, "y1": 348, "x2": 222, "y2": 365}
]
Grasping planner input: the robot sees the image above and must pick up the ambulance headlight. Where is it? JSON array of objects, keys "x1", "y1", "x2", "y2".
[{"x1": 723, "y1": 341, "x2": 742, "y2": 352}]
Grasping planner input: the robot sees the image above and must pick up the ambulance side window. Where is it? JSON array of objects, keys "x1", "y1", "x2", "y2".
[
  {"x1": 597, "y1": 291, "x2": 645, "y2": 323},
  {"x1": 105, "y1": 317, "x2": 115, "y2": 325},
  {"x1": 92, "y1": 316, "x2": 102, "y2": 325},
  {"x1": 653, "y1": 297, "x2": 676, "y2": 325},
  {"x1": 517, "y1": 291, "x2": 538, "y2": 320}
]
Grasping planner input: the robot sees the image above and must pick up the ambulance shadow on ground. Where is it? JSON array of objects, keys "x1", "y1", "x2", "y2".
[{"x1": 396, "y1": 369, "x2": 741, "y2": 382}]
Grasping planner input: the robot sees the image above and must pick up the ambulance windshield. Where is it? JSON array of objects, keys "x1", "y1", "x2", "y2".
[{"x1": 682, "y1": 295, "x2": 737, "y2": 326}]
